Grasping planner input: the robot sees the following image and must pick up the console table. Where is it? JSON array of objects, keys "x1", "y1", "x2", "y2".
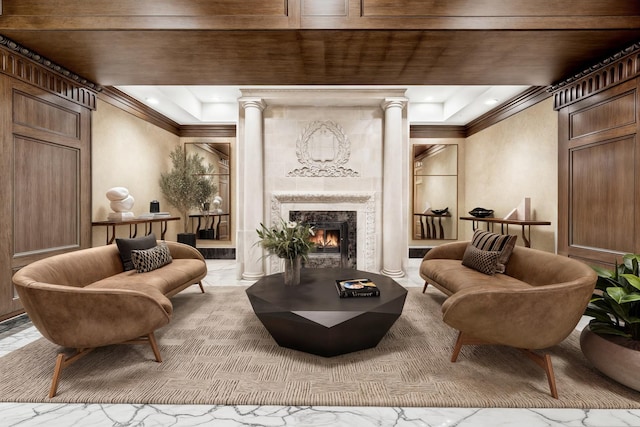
[
  {"x1": 92, "y1": 216, "x2": 180, "y2": 245},
  {"x1": 460, "y1": 216, "x2": 551, "y2": 248},
  {"x1": 189, "y1": 213, "x2": 229, "y2": 240},
  {"x1": 414, "y1": 212, "x2": 451, "y2": 239}
]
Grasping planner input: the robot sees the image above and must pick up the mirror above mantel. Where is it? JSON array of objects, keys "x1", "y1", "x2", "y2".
[
  {"x1": 412, "y1": 143, "x2": 458, "y2": 241},
  {"x1": 184, "y1": 142, "x2": 231, "y2": 241}
]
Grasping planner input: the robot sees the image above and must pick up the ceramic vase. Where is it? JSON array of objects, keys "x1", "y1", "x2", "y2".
[{"x1": 283, "y1": 256, "x2": 302, "y2": 286}]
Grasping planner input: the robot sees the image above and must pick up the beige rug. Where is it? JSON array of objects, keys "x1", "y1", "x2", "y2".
[{"x1": 1, "y1": 286, "x2": 639, "y2": 408}]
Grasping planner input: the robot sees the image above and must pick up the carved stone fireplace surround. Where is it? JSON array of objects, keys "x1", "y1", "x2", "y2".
[
  {"x1": 270, "y1": 192, "x2": 376, "y2": 274},
  {"x1": 238, "y1": 89, "x2": 408, "y2": 280}
]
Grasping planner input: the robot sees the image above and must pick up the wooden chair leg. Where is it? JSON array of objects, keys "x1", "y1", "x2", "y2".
[
  {"x1": 450, "y1": 331, "x2": 490, "y2": 362},
  {"x1": 147, "y1": 332, "x2": 162, "y2": 363},
  {"x1": 450, "y1": 331, "x2": 559, "y2": 399},
  {"x1": 521, "y1": 349, "x2": 559, "y2": 399},
  {"x1": 49, "y1": 333, "x2": 164, "y2": 398},
  {"x1": 49, "y1": 348, "x2": 94, "y2": 398},
  {"x1": 451, "y1": 331, "x2": 464, "y2": 362},
  {"x1": 198, "y1": 281, "x2": 205, "y2": 293},
  {"x1": 422, "y1": 282, "x2": 429, "y2": 293}
]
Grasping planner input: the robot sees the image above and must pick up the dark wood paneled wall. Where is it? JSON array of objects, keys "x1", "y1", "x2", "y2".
[
  {"x1": 0, "y1": 49, "x2": 92, "y2": 321},
  {"x1": 557, "y1": 78, "x2": 639, "y2": 266}
]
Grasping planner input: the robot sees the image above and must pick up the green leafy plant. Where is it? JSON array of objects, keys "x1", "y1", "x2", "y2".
[
  {"x1": 159, "y1": 145, "x2": 216, "y2": 233},
  {"x1": 585, "y1": 254, "x2": 640, "y2": 340},
  {"x1": 256, "y1": 219, "x2": 316, "y2": 261}
]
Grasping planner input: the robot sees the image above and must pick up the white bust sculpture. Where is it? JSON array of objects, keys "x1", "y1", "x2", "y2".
[
  {"x1": 212, "y1": 195, "x2": 223, "y2": 214},
  {"x1": 106, "y1": 187, "x2": 135, "y2": 220}
]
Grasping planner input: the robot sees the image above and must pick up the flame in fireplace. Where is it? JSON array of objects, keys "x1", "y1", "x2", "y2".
[{"x1": 310, "y1": 229, "x2": 340, "y2": 248}]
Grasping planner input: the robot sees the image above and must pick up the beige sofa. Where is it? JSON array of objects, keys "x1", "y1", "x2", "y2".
[
  {"x1": 420, "y1": 241, "x2": 597, "y2": 398},
  {"x1": 12, "y1": 240, "x2": 207, "y2": 397}
]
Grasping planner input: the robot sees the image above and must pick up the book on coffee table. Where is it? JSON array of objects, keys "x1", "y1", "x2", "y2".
[{"x1": 335, "y1": 278, "x2": 380, "y2": 298}]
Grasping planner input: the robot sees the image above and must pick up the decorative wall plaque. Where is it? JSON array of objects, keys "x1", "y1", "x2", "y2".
[{"x1": 288, "y1": 120, "x2": 360, "y2": 177}]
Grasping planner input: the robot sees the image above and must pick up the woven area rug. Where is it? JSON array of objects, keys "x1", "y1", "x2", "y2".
[{"x1": 1, "y1": 286, "x2": 639, "y2": 408}]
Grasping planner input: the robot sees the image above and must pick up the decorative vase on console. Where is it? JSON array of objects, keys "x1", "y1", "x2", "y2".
[{"x1": 256, "y1": 218, "x2": 316, "y2": 286}]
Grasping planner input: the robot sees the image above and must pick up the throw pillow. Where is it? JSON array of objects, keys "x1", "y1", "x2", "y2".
[
  {"x1": 470, "y1": 230, "x2": 517, "y2": 273},
  {"x1": 462, "y1": 244, "x2": 501, "y2": 275},
  {"x1": 131, "y1": 242, "x2": 173, "y2": 273},
  {"x1": 116, "y1": 233, "x2": 157, "y2": 271}
]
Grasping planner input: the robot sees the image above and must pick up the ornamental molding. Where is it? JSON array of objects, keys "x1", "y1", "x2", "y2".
[
  {"x1": 0, "y1": 35, "x2": 100, "y2": 109},
  {"x1": 288, "y1": 120, "x2": 360, "y2": 177},
  {"x1": 269, "y1": 191, "x2": 376, "y2": 273},
  {"x1": 550, "y1": 41, "x2": 640, "y2": 110}
]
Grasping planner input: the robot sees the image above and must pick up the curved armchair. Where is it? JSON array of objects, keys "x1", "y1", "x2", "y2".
[
  {"x1": 12, "y1": 240, "x2": 204, "y2": 397},
  {"x1": 420, "y1": 241, "x2": 597, "y2": 398}
]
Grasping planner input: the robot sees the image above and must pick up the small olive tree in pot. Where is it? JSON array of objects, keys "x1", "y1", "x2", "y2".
[{"x1": 159, "y1": 145, "x2": 215, "y2": 246}]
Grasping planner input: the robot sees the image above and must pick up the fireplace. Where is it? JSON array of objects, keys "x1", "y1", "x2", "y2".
[{"x1": 289, "y1": 211, "x2": 356, "y2": 269}]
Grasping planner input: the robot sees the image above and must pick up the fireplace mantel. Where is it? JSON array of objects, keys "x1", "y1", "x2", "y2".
[{"x1": 270, "y1": 191, "x2": 377, "y2": 273}]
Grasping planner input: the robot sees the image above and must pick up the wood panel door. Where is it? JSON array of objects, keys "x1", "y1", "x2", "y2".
[
  {"x1": 558, "y1": 78, "x2": 639, "y2": 266},
  {"x1": 0, "y1": 76, "x2": 91, "y2": 320}
]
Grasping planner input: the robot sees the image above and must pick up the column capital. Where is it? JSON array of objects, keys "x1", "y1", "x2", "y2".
[
  {"x1": 239, "y1": 97, "x2": 266, "y2": 111},
  {"x1": 381, "y1": 97, "x2": 408, "y2": 111}
]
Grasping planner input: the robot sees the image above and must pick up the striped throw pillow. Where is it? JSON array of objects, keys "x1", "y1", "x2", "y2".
[{"x1": 470, "y1": 230, "x2": 517, "y2": 273}]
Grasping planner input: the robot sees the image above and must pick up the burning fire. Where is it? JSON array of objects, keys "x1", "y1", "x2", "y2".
[{"x1": 310, "y1": 229, "x2": 340, "y2": 248}]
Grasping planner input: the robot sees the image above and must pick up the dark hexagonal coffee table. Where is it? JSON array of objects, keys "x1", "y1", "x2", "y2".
[{"x1": 245, "y1": 268, "x2": 407, "y2": 357}]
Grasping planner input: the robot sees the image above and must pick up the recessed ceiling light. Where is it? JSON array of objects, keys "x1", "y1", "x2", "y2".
[
  {"x1": 145, "y1": 97, "x2": 159, "y2": 105},
  {"x1": 485, "y1": 98, "x2": 499, "y2": 106}
]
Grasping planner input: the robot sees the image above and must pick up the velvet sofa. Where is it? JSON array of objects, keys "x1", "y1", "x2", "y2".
[
  {"x1": 420, "y1": 239, "x2": 597, "y2": 399},
  {"x1": 12, "y1": 239, "x2": 207, "y2": 397}
]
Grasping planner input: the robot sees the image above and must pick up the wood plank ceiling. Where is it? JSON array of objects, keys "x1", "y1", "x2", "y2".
[{"x1": 0, "y1": 0, "x2": 639, "y2": 87}]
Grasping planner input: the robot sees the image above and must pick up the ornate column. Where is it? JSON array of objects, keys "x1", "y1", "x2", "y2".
[
  {"x1": 381, "y1": 98, "x2": 408, "y2": 277},
  {"x1": 239, "y1": 97, "x2": 266, "y2": 280}
]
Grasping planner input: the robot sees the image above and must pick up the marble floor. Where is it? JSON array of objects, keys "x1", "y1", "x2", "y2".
[{"x1": 1, "y1": 259, "x2": 639, "y2": 427}]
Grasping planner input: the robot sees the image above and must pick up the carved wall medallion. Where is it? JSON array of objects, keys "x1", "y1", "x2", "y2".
[{"x1": 288, "y1": 120, "x2": 359, "y2": 177}]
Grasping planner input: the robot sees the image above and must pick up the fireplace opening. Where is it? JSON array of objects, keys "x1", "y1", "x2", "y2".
[
  {"x1": 311, "y1": 228, "x2": 341, "y2": 253},
  {"x1": 289, "y1": 211, "x2": 356, "y2": 269}
]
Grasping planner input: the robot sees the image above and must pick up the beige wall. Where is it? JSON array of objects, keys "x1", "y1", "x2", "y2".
[
  {"x1": 91, "y1": 94, "x2": 558, "y2": 254},
  {"x1": 464, "y1": 97, "x2": 558, "y2": 252},
  {"x1": 91, "y1": 99, "x2": 180, "y2": 246}
]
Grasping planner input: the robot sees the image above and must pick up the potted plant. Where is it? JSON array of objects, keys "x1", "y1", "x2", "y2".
[
  {"x1": 256, "y1": 219, "x2": 315, "y2": 286},
  {"x1": 159, "y1": 145, "x2": 215, "y2": 247},
  {"x1": 581, "y1": 254, "x2": 640, "y2": 391}
]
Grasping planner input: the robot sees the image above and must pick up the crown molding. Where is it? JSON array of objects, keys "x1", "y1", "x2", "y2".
[
  {"x1": 180, "y1": 125, "x2": 236, "y2": 137},
  {"x1": 410, "y1": 125, "x2": 466, "y2": 139},
  {"x1": 0, "y1": 34, "x2": 99, "y2": 109},
  {"x1": 465, "y1": 86, "x2": 551, "y2": 136},
  {"x1": 99, "y1": 87, "x2": 181, "y2": 135},
  {"x1": 550, "y1": 41, "x2": 640, "y2": 110},
  {"x1": 411, "y1": 86, "x2": 551, "y2": 139},
  {"x1": 99, "y1": 87, "x2": 237, "y2": 137}
]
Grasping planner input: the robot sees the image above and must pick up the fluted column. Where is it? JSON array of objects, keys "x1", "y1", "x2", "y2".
[
  {"x1": 239, "y1": 97, "x2": 266, "y2": 280},
  {"x1": 381, "y1": 98, "x2": 408, "y2": 277}
]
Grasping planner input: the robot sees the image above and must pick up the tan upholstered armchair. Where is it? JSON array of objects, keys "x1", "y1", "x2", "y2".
[
  {"x1": 12, "y1": 241, "x2": 206, "y2": 397},
  {"x1": 421, "y1": 241, "x2": 597, "y2": 398}
]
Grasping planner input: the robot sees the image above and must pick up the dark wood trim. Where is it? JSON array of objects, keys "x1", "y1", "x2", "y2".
[
  {"x1": 99, "y1": 86, "x2": 237, "y2": 138},
  {"x1": 410, "y1": 125, "x2": 465, "y2": 139},
  {"x1": 411, "y1": 87, "x2": 552, "y2": 139},
  {"x1": 551, "y1": 41, "x2": 640, "y2": 110},
  {"x1": 466, "y1": 86, "x2": 551, "y2": 136},
  {"x1": 180, "y1": 125, "x2": 236, "y2": 138},
  {"x1": 0, "y1": 35, "x2": 98, "y2": 109},
  {"x1": 98, "y1": 87, "x2": 181, "y2": 135}
]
